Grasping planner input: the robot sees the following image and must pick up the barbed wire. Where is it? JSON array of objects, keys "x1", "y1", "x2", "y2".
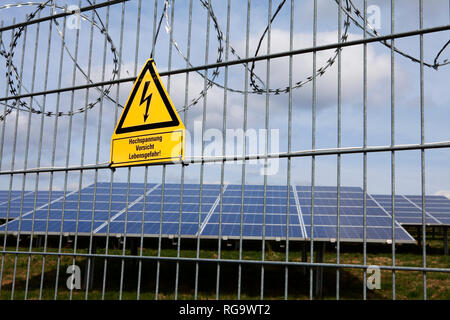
[
  {"x1": 167, "y1": 0, "x2": 352, "y2": 112},
  {"x1": 0, "y1": 0, "x2": 122, "y2": 121},
  {"x1": 335, "y1": 0, "x2": 449, "y2": 69},
  {"x1": 0, "y1": 0, "x2": 448, "y2": 121},
  {"x1": 167, "y1": 0, "x2": 448, "y2": 112},
  {"x1": 247, "y1": 0, "x2": 351, "y2": 95}
]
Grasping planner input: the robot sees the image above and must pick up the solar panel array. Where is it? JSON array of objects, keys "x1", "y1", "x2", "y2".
[
  {"x1": 296, "y1": 187, "x2": 413, "y2": 242},
  {"x1": 93, "y1": 182, "x2": 222, "y2": 237},
  {"x1": 0, "y1": 190, "x2": 65, "y2": 219},
  {"x1": 1, "y1": 182, "x2": 449, "y2": 243},
  {"x1": 372, "y1": 194, "x2": 450, "y2": 226},
  {"x1": 201, "y1": 185, "x2": 304, "y2": 240},
  {"x1": 0, "y1": 183, "x2": 154, "y2": 236},
  {"x1": 405, "y1": 195, "x2": 450, "y2": 225}
]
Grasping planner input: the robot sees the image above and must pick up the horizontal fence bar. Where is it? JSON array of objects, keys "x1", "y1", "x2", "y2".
[
  {"x1": 1, "y1": 141, "x2": 449, "y2": 175},
  {"x1": 0, "y1": 24, "x2": 449, "y2": 103},
  {"x1": 1, "y1": 249, "x2": 449, "y2": 273},
  {"x1": 0, "y1": 0, "x2": 130, "y2": 33}
]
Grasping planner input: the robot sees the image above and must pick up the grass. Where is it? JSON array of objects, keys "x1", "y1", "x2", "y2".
[{"x1": 0, "y1": 236, "x2": 448, "y2": 300}]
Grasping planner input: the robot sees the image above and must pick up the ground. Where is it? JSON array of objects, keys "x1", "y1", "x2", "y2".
[{"x1": 0, "y1": 235, "x2": 448, "y2": 300}]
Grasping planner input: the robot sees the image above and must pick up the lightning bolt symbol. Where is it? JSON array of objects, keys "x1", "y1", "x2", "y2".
[{"x1": 140, "y1": 81, "x2": 153, "y2": 123}]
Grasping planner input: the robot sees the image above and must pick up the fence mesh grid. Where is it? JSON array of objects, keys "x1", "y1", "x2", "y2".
[{"x1": 0, "y1": 0, "x2": 449, "y2": 300}]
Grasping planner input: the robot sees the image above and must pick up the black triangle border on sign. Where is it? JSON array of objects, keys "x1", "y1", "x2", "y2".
[{"x1": 115, "y1": 59, "x2": 180, "y2": 134}]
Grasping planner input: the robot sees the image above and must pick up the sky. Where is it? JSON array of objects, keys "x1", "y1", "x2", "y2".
[{"x1": 0, "y1": 0, "x2": 449, "y2": 196}]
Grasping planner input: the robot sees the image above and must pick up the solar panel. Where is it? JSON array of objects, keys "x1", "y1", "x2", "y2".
[
  {"x1": 0, "y1": 190, "x2": 31, "y2": 204},
  {"x1": 0, "y1": 190, "x2": 65, "y2": 219},
  {"x1": 0, "y1": 183, "x2": 419, "y2": 243},
  {"x1": 297, "y1": 188, "x2": 414, "y2": 242},
  {"x1": 403, "y1": 195, "x2": 450, "y2": 225},
  {"x1": 372, "y1": 194, "x2": 449, "y2": 226},
  {"x1": 93, "y1": 183, "x2": 223, "y2": 236},
  {"x1": 0, "y1": 183, "x2": 163, "y2": 234},
  {"x1": 195, "y1": 185, "x2": 306, "y2": 240}
]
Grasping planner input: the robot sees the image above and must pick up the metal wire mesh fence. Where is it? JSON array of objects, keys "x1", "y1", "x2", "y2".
[{"x1": 0, "y1": 0, "x2": 449, "y2": 301}]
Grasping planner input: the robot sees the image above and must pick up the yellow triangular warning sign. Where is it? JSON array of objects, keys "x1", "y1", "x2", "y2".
[{"x1": 110, "y1": 59, "x2": 185, "y2": 167}]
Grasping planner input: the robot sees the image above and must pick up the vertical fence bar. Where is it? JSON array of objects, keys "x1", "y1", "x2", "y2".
[
  {"x1": 171, "y1": 0, "x2": 187, "y2": 300},
  {"x1": 36, "y1": 9, "x2": 67, "y2": 301},
  {"x1": 155, "y1": 165, "x2": 166, "y2": 300},
  {"x1": 153, "y1": 0, "x2": 164, "y2": 301},
  {"x1": 54, "y1": 2, "x2": 84, "y2": 299},
  {"x1": 86, "y1": 0, "x2": 114, "y2": 300},
  {"x1": 419, "y1": 0, "x2": 427, "y2": 300},
  {"x1": 119, "y1": 0, "x2": 143, "y2": 298},
  {"x1": 101, "y1": 168, "x2": 115, "y2": 300},
  {"x1": 30, "y1": 7, "x2": 54, "y2": 300},
  {"x1": 23, "y1": 13, "x2": 42, "y2": 300},
  {"x1": 216, "y1": 0, "x2": 231, "y2": 300},
  {"x1": 150, "y1": 0, "x2": 161, "y2": 59},
  {"x1": 164, "y1": 0, "x2": 176, "y2": 300},
  {"x1": 69, "y1": 0, "x2": 97, "y2": 300},
  {"x1": 173, "y1": 0, "x2": 184, "y2": 300},
  {"x1": 336, "y1": 0, "x2": 342, "y2": 301},
  {"x1": 284, "y1": 0, "x2": 294, "y2": 301},
  {"x1": 151, "y1": 0, "x2": 158, "y2": 60},
  {"x1": 69, "y1": 0, "x2": 85, "y2": 301},
  {"x1": 134, "y1": 0, "x2": 144, "y2": 300},
  {"x1": 118, "y1": 167, "x2": 132, "y2": 300},
  {"x1": 118, "y1": 12, "x2": 132, "y2": 303},
  {"x1": 167, "y1": 0, "x2": 174, "y2": 99},
  {"x1": 260, "y1": 0, "x2": 272, "y2": 300},
  {"x1": 192, "y1": 0, "x2": 211, "y2": 301},
  {"x1": 134, "y1": 0, "x2": 142, "y2": 76},
  {"x1": 0, "y1": 19, "x2": 5, "y2": 171},
  {"x1": 102, "y1": 0, "x2": 125, "y2": 300},
  {"x1": 154, "y1": 0, "x2": 171, "y2": 303},
  {"x1": 237, "y1": 0, "x2": 251, "y2": 301},
  {"x1": 390, "y1": 0, "x2": 397, "y2": 301},
  {"x1": 137, "y1": 164, "x2": 148, "y2": 300},
  {"x1": 309, "y1": 0, "x2": 317, "y2": 300},
  {"x1": 363, "y1": 0, "x2": 368, "y2": 300},
  {"x1": 9, "y1": 18, "x2": 29, "y2": 301},
  {"x1": 0, "y1": 18, "x2": 18, "y2": 293},
  {"x1": 84, "y1": 1, "x2": 99, "y2": 299},
  {"x1": 0, "y1": 18, "x2": 12, "y2": 294},
  {"x1": 0, "y1": 20, "x2": 6, "y2": 295},
  {"x1": 182, "y1": 0, "x2": 193, "y2": 301}
]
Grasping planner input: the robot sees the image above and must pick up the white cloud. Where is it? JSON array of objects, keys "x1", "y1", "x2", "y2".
[{"x1": 0, "y1": 1, "x2": 448, "y2": 194}]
